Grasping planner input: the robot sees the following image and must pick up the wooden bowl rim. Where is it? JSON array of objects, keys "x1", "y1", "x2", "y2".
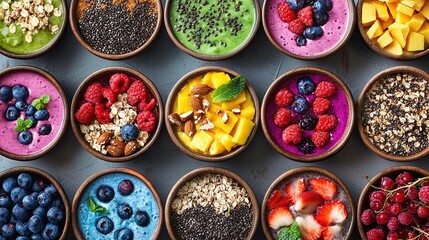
[
  {"x1": 70, "y1": 66, "x2": 164, "y2": 162},
  {"x1": 71, "y1": 167, "x2": 163, "y2": 240},
  {"x1": 261, "y1": 66, "x2": 355, "y2": 162},
  {"x1": 164, "y1": 166, "x2": 260, "y2": 240},
  {"x1": 0, "y1": 66, "x2": 69, "y2": 161},
  {"x1": 357, "y1": 65, "x2": 429, "y2": 161},
  {"x1": 261, "y1": 166, "x2": 356, "y2": 240},
  {"x1": 164, "y1": 65, "x2": 260, "y2": 162}
]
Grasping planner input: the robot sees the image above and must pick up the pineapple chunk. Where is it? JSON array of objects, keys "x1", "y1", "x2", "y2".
[
  {"x1": 412, "y1": 0, "x2": 425, "y2": 11},
  {"x1": 404, "y1": 31, "x2": 425, "y2": 51},
  {"x1": 385, "y1": 39, "x2": 404, "y2": 54},
  {"x1": 213, "y1": 111, "x2": 239, "y2": 134},
  {"x1": 371, "y1": 1, "x2": 391, "y2": 21},
  {"x1": 231, "y1": 118, "x2": 255, "y2": 145},
  {"x1": 363, "y1": 2, "x2": 377, "y2": 27},
  {"x1": 211, "y1": 72, "x2": 231, "y2": 89},
  {"x1": 377, "y1": 30, "x2": 394, "y2": 47},
  {"x1": 395, "y1": 12, "x2": 412, "y2": 24},
  {"x1": 401, "y1": 0, "x2": 415, "y2": 8},
  {"x1": 396, "y1": 3, "x2": 414, "y2": 16},
  {"x1": 381, "y1": 17, "x2": 395, "y2": 30},
  {"x1": 201, "y1": 72, "x2": 215, "y2": 89},
  {"x1": 177, "y1": 132, "x2": 198, "y2": 151},
  {"x1": 215, "y1": 131, "x2": 236, "y2": 152},
  {"x1": 420, "y1": 4, "x2": 429, "y2": 19},
  {"x1": 388, "y1": 22, "x2": 410, "y2": 47},
  {"x1": 367, "y1": 20, "x2": 384, "y2": 39},
  {"x1": 190, "y1": 131, "x2": 214, "y2": 153},
  {"x1": 406, "y1": 13, "x2": 426, "y2": 31},
  {"x1": 209, "y1": 139, "x2": 226, "y2": 155},
  {"x1": 386, "y1": 2, "x2": 398, "y2": 18},
  {"x1": 418, "y1": 21, "x2": 429, "y2": 43}
]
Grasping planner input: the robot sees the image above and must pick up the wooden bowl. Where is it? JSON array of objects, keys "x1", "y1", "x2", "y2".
[
  {"x1": 357, "y1": 66, "x2": 429, "y2": 161},
  {"x1": 165, "y1": 166, "x2": 259, "y2": 240},
  {"x1": 69, "y1": 0, "x2": 162, "y2": 60},
  {"x1": 72, "y1": 168, "x2": 163, "y2": 240},
  {"x1": 261, "y1": 166, "x2": 355, "y2": 240},
  {"x1": 262, "y1": 0, "x2": 355, "y2": 60},
  {"x1": 70, "y1": 66, "x2": 163, "y2": 162},
  {"x1": 261, "y1": 67, "x2": 355, "y2": 162},
  {"x1": 0, "y1": 66, "x2": 69, "y2": 161},
  {"x1": 0, "y1": 0, "x2": 67, "y2": 59},
  {"x1": 357, "y1": 0, "x2": 429, "y2": 60},
  {"x1": 357, "y1": 166, "x2": 429, "y2": 239},
  {"x1": 164, "y1": 0, "x2": 260, "y2": 60},
  {"x1": 164, "y1": 66, "x2": 260, "y2": 162},
  {"x1": 0, "y1": 166, "x2": 71, "y2": 239}
]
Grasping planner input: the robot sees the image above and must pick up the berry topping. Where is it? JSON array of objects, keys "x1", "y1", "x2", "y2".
[
  {"x1": 294, "y1": 191, "x2": 324, "y2": 214},
  {"x1": 288, "y1": 19, "x2": 306, "y2": 35},
  {"x1": 285, "y1": 178, "x2": 306, "y2": 204},
  {"x1": 26, "y1": 105, "x2": 37, "y2": 116},
  {"x1": 309, "y1": 177, "x2": 337, "y2": 200},
  {"x1": 0, "y1": 86, "x2": 12, "y2": 102},
  {"x1": 315, "y1": 114, "x2": 338, "y2": 132},
  {"x1": 84, "y1": 82, "x2": 103, "y2": 104},
  {"x1": 295, "y1": 35, "x2": 307, "y2": 46},
  {"x1": 12, "y1": 85, "x2": 29, "y2": 101},
  {"x1": 39, "y1": 124, "x2": 52, "y2": 135},
  {"x1": 138, "y1": 98, "x2": 157, "y2": 112},
  {"x1": 15, "y1": 101, "x2": 28, "y2": 111},
  {"x1": 135, "y1": 210, "x2": 150, "y2": 227},
  {"x1": 322, "y1": 225, "x2": 341, "y2": 240},
  {"x1": 96, "y1": 185, "x2": 115, "y2": 203},
  {"x1": 313, "y1": 11, "x2": 329, "y2": 26},
  {"x1": 18, "y1": 131, "x2": 33, "y2": 145},
  {"x1": 268, "y1": 207, "x2": 294, "y2": 230},
  {"x1": 311, "y1": 131, "x2": 331, "y2": 148},
  {"x1": 313, "y1": 97, "x2": 331, "y2": 115},
  {"x1": 278, "y1": 2, "x2": 297, "y2": 23},
  {"x1": 282, "y1": 124, "x2": 302, "y2": 145},
  {"x1": 273, "y1": 108, "x2": 292, "y2": 128},
  {"x1": 5, "y1": 106, "x2": 20, "y2": 121},
  {"x1": 313, "y1": 0, "x2": 332, "y2": 13},
  {"x1": 366, "y1": 228, "x2": 385, "y2": 240},
  {"x1": 360, "y1": 209, "x2": 375, "y2": 225},
  {"x1": 94, "y1": 103, "x2": 111, "y2": 124},
  {"x1": 315, "y1": 81, "x2": 337, "y2": 98},
  {"x1": 117, "y1": 203, "x2": 133, "y2": 219},
  {"x1": 298, "y1": 6, "x2": 314, "y2": 26},
  {"x1": 75, "y1": 103, "x2": 95, "y2": 125},
  {"x1": 27, "y1": 116, "x2": 38, "y2": 128},
  {"x1": 296, "y1": 215, "x2": 323, "y2": 240},
  {"x1": 304, "y1": 26, "x2": 324, "y2": 40},
  {"x1": 298, "y1": 138, "x2": 316, "y2": 154},
  {"x1": 136, "y1": 110, "x2": 157, "y2": 133},
  {"x1": 127, "y1": 80, "x2": 147, "y2": 106},
  {"x1": 297, "y1": 77, "x2": 316, "y2": 95},
  {"x1": 287, "y1": 0, "x2": 305, "y2": 11},
  {"x1": 101, "y1": 88, "x2": 117, "y2": 108},
  {"x1": 110, "y1": 73, "x2": 131, "y2": 94},
  {"x1": 315, "y1": 200, "x2": 347, "y2": 226},
  {"x1": 299, "y1": 114, "x2": 318, "y2": 130},
  {"x1": 96, "y1": 216, "x2": 114, "y2": 234},
  {"x1": 291, "y1": 96, "x2": 308, "y2": 114},
  {"x1": 267, "y1": 189, "x2": 291, "y2": 210},
  {"x1": 117, "y1": 228, "x2": 133, "y2": 240},
  {"x1": 118, "y1": 180, "x2": 134, "y2": 196},
  {"x1": 274, "y1": 88, "x2": 294, "y2": 108},
  {"x1": 34, "y1": 109, "x2": 49, "y2": 120}
]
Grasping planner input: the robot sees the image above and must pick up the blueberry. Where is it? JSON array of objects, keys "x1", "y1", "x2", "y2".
[
  {"x1": 304, "y1": 0, "x2": 314, "y2": 6},
  {"x1": 22, "y1": 195, "x2": 38, "y2": 210},
  {"x1": 0, "y1": 195, "x2": 12, "y2": 208},
  {"x1": 135, "y1": 210, "x2": 150, "y2": 227},
  {"x1": 16, "y1": 221, "x2": 31, "y2": 236},
  {"x1": 37, "y1": 192, "x2": 53, "y2": 207},
  {"x1": 304, "y1": 26, "x2": 324, "y2": 40},
  {"x1": 117, "y1": 203, "x2": 133, "y2": 219},
  {"x1": 33, "y1": 206, "x2": 47, "y2": 218},
  {"x1": 12, "y1": 85, "x2": 29, "y2": 101},
  {"x1": 118, "y1": 180, "x2": 134, "y2": 196},
  {"x1": 313, "y1": 0, "x2": 332, "y2": 13},
  {"x1": 5, "y1": 105, "x2": 20, "y2": 121},
  {"x1": 27, "y1": 116, "x2": 38, "y2": 128},
  {"x1": 2, "y1": 177, "x2": 18, "y2": 193},
  {"x1": 39, "y1": 124, "x2": 52, "y2": 135},
  {"x1": 120, "y1": 124, "x2": 139, "y2": 141},
  {"x1": 31, "y1": 192, "x2": 39, "y2": 198},
  {"x1": 17, "y1": 236, "x2": 31, "y2": 240},
  {"x1": 12, "y1": 204, "x2": 30, "y2": 222},
  {"x1": 96, "y1": 216, "x2": 114, "y2": 235},
  {"x1": 25, "y1": 105, "x2": 37, "y2": 116},
  {"x1": 117, "y1": 228, "x2": 133, "y2": 240},
  {"x1": 30, "y1": 234, "x2": 44, "y2": 240},
  {"x1": 18, "y1": 131, "x2": 33, "y2": 145},
  {"x1": 17, "y1": 173, "x2": 33, "y2": 189},
  {"x1": 299, "y1": 114, "x2": 318, "y2": 130},
  {"x1": 313, "y1": 12, "x2": 329, "y2": 26},
  {"x1": 1, "y1": 223, "x2": 16, "y2": 238},
  {"x1": 47, "y1": 207, "x2": 64, "y2": 224},
  {"x1": 96, "y1": 185, "x2": 114, "y2": 203},
  {"x1": 34, "y1": 110, "x2": 49, "y2": 120},
  {"x1": 286, "y1": 0, "x2": 304, "y2": 10},
  {"x1": 32, "y1": 178, "x2": 47, "y2": 192},
  {"x1": 298, "y1": 138, "x2": 316, "y2": 154},
  {"x1": 296, "y1": 35, "x2": 307, "y2": 47},
  {"x1": 51, "y1": 199, "x2": 64, "y2": 210},
  {"x1": 0, "y1": 86, "x2": 12, "y2": 102},
  {"x1": 28, "y1": 215, "x2": 45, "y2": 233},
  {"x1": 291, "y1": 96, "x2": 309, "y2": 114},
  {"x1": 15, "y1": 101, "x2": 29, "y2": 111},
  {"x1": 297, "y1": 77, "x2": 316, "y2": 95},
  {"x1": 11, "y1": 187, "x2": 27, "y2": 203},
  {"x1": 42, "y1": 223, "x2": 60, "y2": 240},
  {"x1": 44, "y1": 184, "x2": 58, "y2": 197},
  {"x1": 0, "y1": 207, "x2": 10, "y2": 225},
  {"x1": 0, "y1": 236, "x2": 5, "y2": 240}
]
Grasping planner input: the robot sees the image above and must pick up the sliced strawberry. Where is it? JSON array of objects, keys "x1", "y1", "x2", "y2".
[
  {"x1": 267, "y1": 189, "x2": 291, "y2": 210},
  {"x1": 294, "y1": 191, "x2": 324, "y2": 214},
  {"x1": 285, "y1": 178, "x2": 306, "y2": 204},
  {"x1": 323, "y1": 225, "x2": 342, "y2": 240},
  {"x1": 296, "y1": 215, "x2": 323, "y2": 240},
  {"x1": 309, "y1": 178, "x2": 337, "y2": 201},
  {"x1": 316, "y1": 201, "x2": 348, "y2": 226},
  {"x1": 268, "y1": 206, "x2": 295, "y2": 230}
]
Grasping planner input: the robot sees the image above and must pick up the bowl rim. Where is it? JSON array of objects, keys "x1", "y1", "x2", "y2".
[
  {"x1": 70, "y1": 66, "x2": 164, "y2": 162},
  {"x1": 262, "y1": 0, "x2": 356, "y2": 60},
  {"x1": 163, "y1": 0, "x2": 261, "y2": 61},
  {"x1": 261, "y1": 66, "x2": 355, "y2": 162},
  {"x1": 0, "y1": 166, "x2": 71, "y2": 239},
  {"x1": 164, "y1": 65, "x2": 260, "y2": 162},
  {"x1": 69, "y1": 0, "x2": 163, "y2": 60},
  {"x1": 357, "y1": 165, "x2": 429, "y2": 239},
  {"x1": 261, "y1": 166, "x2": 356, "y2": 240},
  {"x1": 0, "y1": 65, "x2": 69, "y2": 161},
  {"x1": 0, "y1": 0, "x2": 68, "y2": 59},
  {"x1": 71, "y1": 167, "x2": 163, "y2": 240},
  {"x1": 357, "y1": 65, "x2": 429, "y2": 161},
  {"x1": 356, "y1": 0, "x2": 429, "y2": 60},
  {"x1": 164, "y1": 166, "x2": 260, "y2": 240}
]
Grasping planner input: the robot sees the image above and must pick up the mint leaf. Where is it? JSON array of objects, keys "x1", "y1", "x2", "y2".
[
  {"x1": 24, "y1": 119, "x2": 33, "y2": 129},
  {"x1": 278, "y1": 222, "x2": 301, "y2": 240},
  {"x1": 211, "y1": 76, "x2": 246, "y2": 103},
  {"x1": 87, "y1": 197, "x2": 109, "y2": 214},
  {"x1": 32, "y1": 99, "x2": 44, "y2": 110},
  {"x1": 15, "y1": 118, "x2": 26, "y2": 132},
  {"x1": 40, "y1": 95, "x2": 50, "y2": 104}
]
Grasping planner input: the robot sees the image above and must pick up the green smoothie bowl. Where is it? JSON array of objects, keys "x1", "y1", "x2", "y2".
[
  {"x1": 0, "y1": 0, "x2": 67, "y2": 59},
  {"x1": 164, "y1": 0, "x2": 260, "y2": 60}
]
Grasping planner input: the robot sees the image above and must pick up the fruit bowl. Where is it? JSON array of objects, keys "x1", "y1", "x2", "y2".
[
  {"x1": 70, "y1": 66, "x2": 163, "y2": 162},
  {"x1": 165, "y1": 167, "x2": 259, "y2": 239},
  {"x1": 71, "y1": 168, "x2": 163, "y2": 239},
  {"x1": 165, "y1": 66, "x2": 260, "y2": 162},
  {"x1": 357, "y1": 166, "x2": 429, "y2": 239},
  {"x1": 261, "y1": 67, "x2": 355, "y2": 162},
  {"x1": 262, "y1": 166, "x2": 355, "y2": 240}
]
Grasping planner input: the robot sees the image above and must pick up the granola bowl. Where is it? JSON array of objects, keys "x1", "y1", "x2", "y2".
[
  {"x1": 70, "y1": 66, "x2": 163, "y2": 162},
  {"x1": 357, "y1": 66, "x2": 429, "y2": 161},
  {"x1": 165, "y1": 166, "x2": 259, "y2": 240}
]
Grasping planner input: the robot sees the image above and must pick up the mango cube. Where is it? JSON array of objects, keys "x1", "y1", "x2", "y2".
[
  {"x1": 395, "y1": 12, "x2": 412, "y2": 24},
  {"x1": 215, "y1": 131, "x2": 236, "y2": 151},
  {"x1": 367, "y1": 20, "x2": 384, "y2": 39},
  {"x1": 386, "y1": 2, "x2": 398, "y2": 18},
  {"x1": 388, "y1": 22, "x2": 410, "y2": 47},
  {"x1": 213, "y1": 111, "x2": 239, "y2": 134},
  {"x1": 372, "y1": 1, "x2": 391, "y2": 21},
  {"x1": 396, "y1": 3, "x2": 415, "y2": 16},
  {"x1": 385, "y1": 39, "x2": 404, "y2": 54},
  {"x1": 363, "y1": 2, "x2": 377, "y2": 26},
  {"x1": 190, "y1": 131, "x2": 214, "y2": 153},
  {"x1": 211, "y1": 72, "x2": 231, "y2": 89},
  {"x1": 377, "y1": 30, "x2": 394, "y2": 47},
  {"x1": 175, "y1": 91, "x2": 193, "y2": 114},
  {"x1": 177, "y1": 132, "x2": 198, "y2": 152},
  {"x1": 420, "y1": 4, "x2": 429, "y2": 19},
  {"x1": 231, "y1": 118, "x2": 255, "y2": 145},
  {"x1": 406, "y1": 13, "x2": 426, "y2": 31},
  {"x1": 209, "y1": 139, "x2": 226, "y2": 155},
  {"x1": 208, "y1": 103, "x2": 222, "y2": 114},
  {"x1": 418, "y1": 21, "x2": 429, "y2": 43},
  {"x1": 201, "y1": 72, "x2": 215, "y2": 89},
  {"x1": 412, "y1": 0, "x2": 425, "y2": 11},
  {"x1": 401, "y1": 0, "x2": 415, "y2": 8},
  {"x1": 225, "y1": 91, "x2": 246, "y2": 105},
  {"x1": 381, "y1": 18, "x2": 395, "y2": 30},
  {"x1": 404, "y1": 31, "x2": 425, "y2": 50}
]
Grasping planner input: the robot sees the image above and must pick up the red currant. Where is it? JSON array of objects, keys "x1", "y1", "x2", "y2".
[
  {"x1": 381, "y1": 177, "x2": 395, "y2": 190},
  {"x1": 407, "y1": 202, "x2": 419, "y2": 213},
  {"x1": 376, "y1": 211, "x2": 390, "y2": 225},
  {"x1": 370, "y1": 190, "x2": 387, "y2": 202},
  {"x1": 395, "y1": 172, "x2": 413, "y2": 186},
  {"x1": 392, "y1": 189, "x2": 406, "y2": 203},
  {"x1": 370, "y1": 199, "x2": 383, "y2": 211},
  {"x1": 389, "y1": 203, "x2": 402, "y2": 216},
  {"x1": 417, "y1": 206, "x2": 429, "y2": 218},
  {"x1": 387, "y1": 216, "x2": 399, "y2": 231},
  {"x1": 387, "y1": 232, "x2": 398, "y2": 240},
  {"x1": 406, "y1": 186, "x2": 418, "y2": 200}
]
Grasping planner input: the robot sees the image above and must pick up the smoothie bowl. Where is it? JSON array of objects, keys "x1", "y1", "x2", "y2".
[
  {"x1": 0, "y1": 66, "x2": 68, "y2": 161},
  {"x1": 0, "y1": 166, "x2": 71, "y2": 239},
  {"x1": 164, "y1": 0, "x2": 260, "y2": 60},
  {"x1": 165, "y1": 66, "x2": 260, "y2": 162},
  {"x1": 262, "y1": 166, "x2": 355, "y2": 240},
  {"x1": 70, "y1": 67, "x2": 163, "y2": 162},
  {"x1": 261, "y1": 67, "x2": 354, "y2": 162},
  {"x1": 262, "y1": 0, "x2": 355, "y2": 59},
  {"x1": 165, "y1": 167, "x2": 259, "y2": 240},
  {"x1": 72, "y1": 168, "x2": 163, "y2": 240},
  {"x1": 0, "y1": 0, "x2": 66, "y2": 59}
]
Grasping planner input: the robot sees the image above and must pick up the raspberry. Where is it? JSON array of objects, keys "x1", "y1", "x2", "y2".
[
  {"x1": 313, "y1": 97, "x2": 331, "y2": 115},
  {"x1": 360, "y1": 209, "x2": 375, "y2": 225},
  {"x1": 137, "y1": 111, "x2": 157, "y2": 133},
  {"x1": 94, "y1": 103, "x2": 111, "y2": 124},
  {"x1": 418, "y1": 186, "x2": 429, "y2": 204},
  {"x1": 75, "y1": 102, "x2": 95, "y2": 124},
  {"x1": 387, "y1": 217, "x2": 400, "y2": 231},
  {"x1": 315, "y1": 81, "x2": 337, "y2": 98},
  {"x1": 274, "y1": 88, "x2": 294, "y2": 108},
  {"x1": 311, "y1": 131, "x2": 330, "y2": 148},
  {"x1": 278, "y1": 2, "x2": 296, "y2": 23},
  {"x1": 298, "y1": 138, "x2": 315, "y2": 154},
  {"x1": 288, "y1": 19, "x2": 306, "y2": 35},
  {"x1": 110, "y1": 73, "x2": 131, "y2": 94},
  {"x1": 398, "y1": 211, "x2": 413, "y2": 225},
  {"x1": 273, "y1": 108, "x2": 292, "y2": 128},
  {"x1": 127, "y1": 81, "x2": 147, "y2": 106},
  {"x1": 297, "y1": 6, "x2": 313, "y2": 26},
  {"x1": 366, "y1": 228, "x2": 385, "y2": 240},
  {"x1": 315, "y1": 114, "x2": 338, "y2": 132},
  {"x1": 84, "y1": 82, "x2": 103, "y2": 104},
  {"x1": 102, "y1": 88, "x2": 117, "y2": 108},
  {"x1": 138, "y1": 98, "x2": 157, "y2": 112},
  {"x1": 282, "y1": 124, "x2": 302, "y2": 144},
  {"x1": 299, "y1": 114, "x2": 318, "y2": 130}
]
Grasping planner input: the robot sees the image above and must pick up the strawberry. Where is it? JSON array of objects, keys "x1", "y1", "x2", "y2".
[
  {"x1": 309, "y1": 177, "x2": 337, "y2": 200},
  {"x1": 315, "y1": 201, "x2": 348, "y2": 226},
  {"x1": 268, "y1": 207, "x2": 295, "y2": 230},
  {"x1": 296, "y1": 215, "x2": 323, "y2": 240},
  {"x1": 285, "y1": 178, "x2": 306, "y2": 204},
  {"x1": 323, "y1": 225, "x2": 342, "y2": 240},
  {"x1": 294, "y1": 191, "x2": 324, "y2": 214},
  {"x1": 267, "y1": 189, "x2": 291, "y2": 210}
]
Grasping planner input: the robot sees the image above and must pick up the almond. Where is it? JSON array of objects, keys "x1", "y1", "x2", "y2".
[
  {"x1": 200, "y1": 118, "x2": 214, "y2": 130},
  {"x1": 124, "y1": 141, "x2": 138, "y2": 156},
  {"x1": 168, "y1": 112, "x2": 181, "y2": 126},
  {"x1": 96, "y1": 132, "x2": 111, "y2": 145},
  {"x1": 110, "y1": 139, "x2": 126, "y2": 149},
  {"x1": 190, "y1": 97, "x2": 203, "y2": 111},
  {"x1": 180, "y1": 111, "x2": 194, "y2": 122},
  {"x1": 221, "y1": 112, "x2": 229, "y2": 124},
  {"x1": 106, "y1": 145, "x2": 124, "y2": 157},
  {"x1": 184, "y1": 120, "x2": 196, "y2": 137},
  {"x1": 191, "y1": 84, "x2": 212, "y2": 95}
]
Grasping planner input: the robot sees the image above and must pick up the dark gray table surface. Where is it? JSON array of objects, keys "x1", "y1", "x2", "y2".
[{"x1": 1, "y1": 0, "x2": 429, "y2": 238}]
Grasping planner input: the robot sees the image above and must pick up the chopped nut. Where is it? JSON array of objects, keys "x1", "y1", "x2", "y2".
[
  {"x1": 200, "y1": 118, "x2": 214, "y2": 130},
  {"x1": 168, "y1": 113, "x2": 181, "y2": 126},
  {"x1": 180, "y1": 110, "x2": 194, "y2": 122},
  {"x1": 231, "y1": 108, "x2": 241, "y2": 114},
  {"x1": 221, "y1": 112, "x2": 229, "y2": 124}
]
